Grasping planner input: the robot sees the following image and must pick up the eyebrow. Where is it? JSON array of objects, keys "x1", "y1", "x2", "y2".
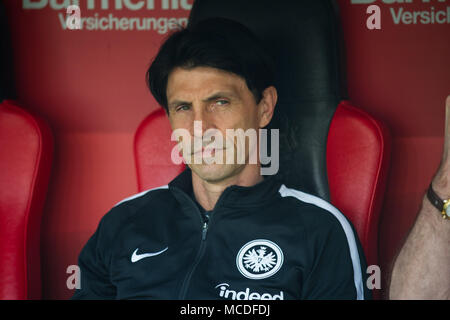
[{"x1": 168, "y1": 91, "x2": 238, "y2": 109}]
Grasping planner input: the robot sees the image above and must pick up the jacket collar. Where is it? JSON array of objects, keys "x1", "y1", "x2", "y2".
[{"x1": 168, "y1": 168, "x2": 282, "y2": 209}]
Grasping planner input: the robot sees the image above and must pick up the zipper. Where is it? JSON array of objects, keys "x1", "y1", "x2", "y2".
[
  {"x1": 178, "y1": 201, "x2": 213, "y2": 299},
  {"x1": 202, "y1": 220, "x2": 209, "y2": 240}
]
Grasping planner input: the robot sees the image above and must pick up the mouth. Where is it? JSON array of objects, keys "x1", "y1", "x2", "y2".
[{"x1": 189, "y1": 147, "x2": 225, "y2": 157}]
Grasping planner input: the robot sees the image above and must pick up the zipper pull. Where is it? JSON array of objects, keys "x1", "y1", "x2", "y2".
[{"x1": 202, "y1": 222, "x2": 208, "y2": 240}]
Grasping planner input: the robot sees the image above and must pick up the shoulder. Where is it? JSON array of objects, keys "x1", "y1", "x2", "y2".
[
  {"x1": 277, "y1": 184, "x2": 352, "y2": 232},
  {"x1": 98, "y1": 185, "x2": 172, "y2": 233},
  {"x1": 277, "y1": 184, "x2": 358, "y2": 248},
  {"x1": 113, "y1": 185, "x2": 171, "y2": 209}
]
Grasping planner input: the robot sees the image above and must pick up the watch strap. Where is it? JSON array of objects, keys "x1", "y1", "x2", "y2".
[
  {"x1": 427, "y1": 183, "x2": 444, "y2": 211},
  {"x1": 427, "y1": 183, "x2": 449, "y2": 219}
]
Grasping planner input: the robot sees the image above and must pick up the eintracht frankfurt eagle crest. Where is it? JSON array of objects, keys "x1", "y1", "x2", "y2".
[{"x1": 236, "y1": 239, "x2": 284, "y2": 280}]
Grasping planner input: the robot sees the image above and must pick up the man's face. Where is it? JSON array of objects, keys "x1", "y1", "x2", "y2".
[{"x1": 166, "y1": 66, "x2": 270, "y2": 183}]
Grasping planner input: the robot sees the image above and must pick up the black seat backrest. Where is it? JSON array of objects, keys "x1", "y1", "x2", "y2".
[{"x1": 188, "y1": 0, "x2": 346, "y2": 200}]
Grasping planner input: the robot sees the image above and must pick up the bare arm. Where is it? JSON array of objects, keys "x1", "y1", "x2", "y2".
[{"x1": 389, "y1": 96, "x2": 450, "y2": 300}]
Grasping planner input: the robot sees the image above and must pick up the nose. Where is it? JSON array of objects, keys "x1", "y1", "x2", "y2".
[{"x1": 191, "y1": 107, "x2": 215, "y2": 138}]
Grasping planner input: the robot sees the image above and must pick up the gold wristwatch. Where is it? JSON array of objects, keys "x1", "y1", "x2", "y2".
[{"x1": 426, "y1": 183, "x2": 450, "y2": 220}]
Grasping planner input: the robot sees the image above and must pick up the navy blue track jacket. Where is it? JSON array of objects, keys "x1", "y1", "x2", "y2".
[{"x1": 72, "y1": 169, "x2": 371, "y2": 300}]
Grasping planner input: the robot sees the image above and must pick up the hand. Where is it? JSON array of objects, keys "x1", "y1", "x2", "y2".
[{"x1": 432, "y1": 95, "x2": 450, "y2": 198}]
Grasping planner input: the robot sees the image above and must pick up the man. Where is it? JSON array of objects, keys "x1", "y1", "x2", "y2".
[{"x1": 72, "y1": 18, "x2": 370, "y2": 300}]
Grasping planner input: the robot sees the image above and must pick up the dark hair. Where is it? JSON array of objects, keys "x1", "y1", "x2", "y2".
[{"x1": 146, "y1": 17, "x2": 275, "y2": 113}]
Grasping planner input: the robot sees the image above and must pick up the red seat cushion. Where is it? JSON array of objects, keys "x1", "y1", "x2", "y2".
[
  {"x1": 0, "y1": 100, "x2": 53, "y2": 299},
  {"x1": 327, "y1": 100, "x2": 391, "y2": 267}
]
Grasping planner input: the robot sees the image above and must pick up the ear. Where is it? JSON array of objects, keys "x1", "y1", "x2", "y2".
[{"x1": 257, "y1": 86, "x2": 278, "y2": 128}]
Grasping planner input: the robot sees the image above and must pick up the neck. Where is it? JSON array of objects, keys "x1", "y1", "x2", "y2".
[{"x1": 191, "y1": 164, "x2": 263, "y2": 211}]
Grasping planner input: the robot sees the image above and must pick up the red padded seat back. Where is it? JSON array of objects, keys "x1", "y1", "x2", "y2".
[
  {"x1": 0, "y1": 100, "x2": 53, "y2": 299},
  {"x1": 134, "y1": 108, "x2": 184, "y2": 191},
  {"x1": 327, "y1": 101, "x2": 391, "y2": 267}
]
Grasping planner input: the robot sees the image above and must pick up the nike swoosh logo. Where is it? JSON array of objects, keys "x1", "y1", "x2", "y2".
[{"x1": 131, "y1": 247, "x2": 168, "y2": 263}]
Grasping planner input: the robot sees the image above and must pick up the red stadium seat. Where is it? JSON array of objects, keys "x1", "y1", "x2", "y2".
[
  {"x1": 0, "y1": 100, "x2": 53, "y2": 299},
  {"x1": 327, "y1": 100, "x2": 391, "y2": 268}
]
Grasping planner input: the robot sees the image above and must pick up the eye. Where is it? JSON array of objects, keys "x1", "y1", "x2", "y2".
[
  {"x1": 215, "y1": 99, "x2": 229, "y2": 106},
  {"x1": 176, "y1": 104, "x2": 190, "y2": 112}
]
